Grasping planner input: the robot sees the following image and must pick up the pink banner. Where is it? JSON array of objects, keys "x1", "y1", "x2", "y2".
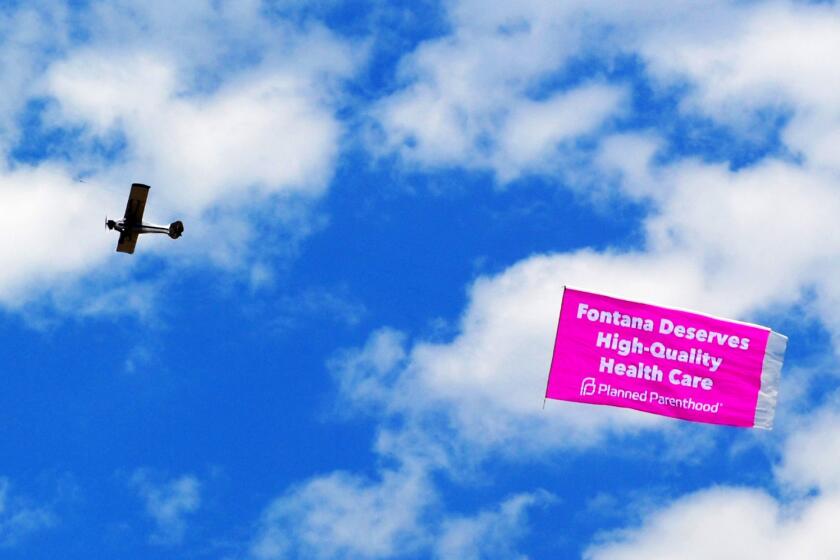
[{"x1": 545, "y1": 288, "x2": 787, "y2": 429}]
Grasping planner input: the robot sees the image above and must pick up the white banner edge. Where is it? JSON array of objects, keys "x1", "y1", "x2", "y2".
[{"x1": 753, "y1": 330, "x2": 788, "y2": 430}]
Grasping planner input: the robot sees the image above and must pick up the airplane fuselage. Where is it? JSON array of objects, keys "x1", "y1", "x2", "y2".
[{"x1": 107, "y1": 218, "x2": 171, "y2": 236}]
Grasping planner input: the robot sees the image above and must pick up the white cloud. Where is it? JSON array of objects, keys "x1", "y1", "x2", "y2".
[
  {"x1": 0, "y1": 3, "x2": 69, "y2": 153},
  {"x1": 369, "y1": 0, "x2": 753, "y2": 181},
  {"x1": 83, "y1": 0, "x2": 264, "y2": 60},
  {"x1": 0, "y1": 477, "x2": 55, "y2": 548},
  {"x1": 647, "y1": 161, "x2": 840, "y2": 311},
  {"x1": 45, "y1": 44, "x2": 351, "y2": 211},
  {"x1": 130, "y1": 470, "x2": 201, "y2": 546},
  {"x1": 642, "y1": 3, "x2": 840, "y2": 113},
  {"x1": 249, "y1": 454, "x2": 551, "y2": 560},
  {"x1": 376, "y1": 74, "x2": 624, "y2": 180},
  {"x1": 776, "y1": 404, "x2": 840, "y2": 493},
  {"x1": 495, "y1": 84, "x2": 626, "y2": 180},
  {"x1": 639, "y1": 2, "x2": 840, "y2": 178},
  {"x1": 250, "y1": 464, "x2": 433, "y2": 559},
  {"x1": 586, "y1": 487, "x2": 788, "y2": 560},
  {"x1": 0, "y1": 165, "x2": 122, "y2": 305},
  {"x1": 270, "y1": 286, "x2": 368, "y2": 331},
  {"x1": 435, "y1": 492, "x2": 550, "y2": 560},
  {"x1": 595, "y1": 133, "x2": 661, "y2": 199},
  {"x1": 371, "y1": 0, "x2": 840, "y2": 185},
  {"x1": 585, "y1": 401, "x2": 840, "y2": 560},
  {"x1": 370, "y1": 0, "x2": 633, "y2": 179}
]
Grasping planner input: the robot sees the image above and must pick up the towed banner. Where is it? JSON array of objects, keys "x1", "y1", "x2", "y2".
[{"x1": 545, "y1": 288, "x2": 787, "y2": 429}]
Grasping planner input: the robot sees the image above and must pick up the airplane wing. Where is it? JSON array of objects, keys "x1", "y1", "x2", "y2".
[
  {"x1": 123, "y1": 183, "x2": 150, "y2": 224},
  {"x1": 116, "y1": 231, "x2": 139, "y2": 254}
]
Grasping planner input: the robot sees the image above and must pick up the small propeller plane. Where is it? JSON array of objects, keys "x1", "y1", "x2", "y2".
[{"x1": 106, "y1": 183, "x2": 184, "y2": 254}]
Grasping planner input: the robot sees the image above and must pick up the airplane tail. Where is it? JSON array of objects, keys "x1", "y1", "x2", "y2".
[{"x1": 168, "y1": 221, "x2": 184, "y2": 239}]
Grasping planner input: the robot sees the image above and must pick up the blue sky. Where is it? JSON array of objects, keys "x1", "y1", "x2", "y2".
[{"x1": 2, "y1": 1, "x2": 840, "y2": 558}]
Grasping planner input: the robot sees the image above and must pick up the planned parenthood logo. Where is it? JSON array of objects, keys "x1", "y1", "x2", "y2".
[{"x1": 580, "y1": 377, "x2": 596, "y2": 396}]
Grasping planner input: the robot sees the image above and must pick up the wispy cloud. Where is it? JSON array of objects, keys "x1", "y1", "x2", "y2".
[
  {"x1": 0, "y1": 477, "x2": 55, "y2": 548},
  {"x1": 435, "y1": 491, "x2": 553, "y2": 560},
  {"x1": 129, "y1": 470, "x2": 201, "y2": 546},
  {"x1": 585, "y1": 400, "x2": 840, "y2": 559},
  {"x1": 249, "y1": 459, "x2": 551, "y2": 560},
  {"x1": 251, "y1": 463, "x2": 432, "y2": 559}
]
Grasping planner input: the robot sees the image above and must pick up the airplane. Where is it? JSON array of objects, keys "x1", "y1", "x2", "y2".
[{"x1": 106, "y1": 183, "x2": 184, "y2": 254}]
